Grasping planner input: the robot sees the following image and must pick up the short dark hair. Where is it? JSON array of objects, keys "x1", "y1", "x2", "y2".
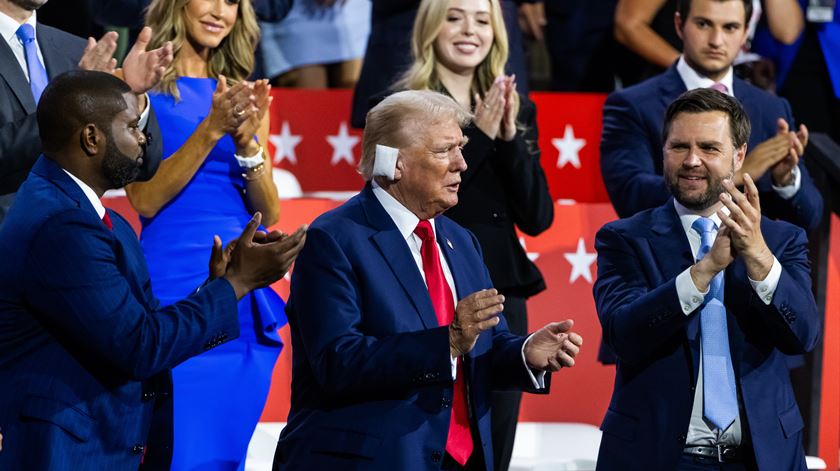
[
  {"x1": 662, "y1": 88, "x2": 751, "y2": 148},
  {"x1": 37, "y1": 70, "x2": 132, "y2": 152},
  {"x1": 677, "y1": 0, "x2": 753, "y2": 27}
]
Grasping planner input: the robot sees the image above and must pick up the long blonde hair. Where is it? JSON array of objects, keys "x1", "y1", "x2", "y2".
[
  {"x1": 395, "y1": 0, "x2": 518, "y2": 117},
  {"x1": 144, "y1": 0, "x2": 260, "y2": 100}
]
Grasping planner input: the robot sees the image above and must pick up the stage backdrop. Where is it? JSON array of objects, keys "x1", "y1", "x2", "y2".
[{"x1": 105, "y1": 88, "x2": 840, "y2": 469}]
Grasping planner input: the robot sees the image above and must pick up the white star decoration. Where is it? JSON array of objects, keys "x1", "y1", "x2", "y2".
[
  {"x1": 563, "y1": 237, "x2": 597, "y2": 283},
  {"x1": 553, "y1": 124, "x2": 586, "y2": 169},
  {"x1": 268, "y1": 121, "x2": 302, "y2": 165},
  {"x1": 518, "y1": 236, "x2": 540, "y2": 262},
  {"x1": 327, "y1": 122, "x2": 359, "y2": 166}
]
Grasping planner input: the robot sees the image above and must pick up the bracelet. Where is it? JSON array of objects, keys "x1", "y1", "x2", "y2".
[
  {"x1": 235, "y1": 145, "x2": 265, "y2": 169},
  {"x1": 242, "y1": 162, "x2": 266, "y2": 182}
]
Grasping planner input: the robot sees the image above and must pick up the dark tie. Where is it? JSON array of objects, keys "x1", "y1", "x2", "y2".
[
  {"x1": 414, "y1": 220, "x2": 473, "y2": 465},
  {"x1": 692, "y1": 217, "x2": 738, "y2": 430},
  {"x1": 15, "y1": 24, "x2": 48, "y2": 104},
  {"x1": 102, "y1": 211, "x2": 113, "y2": 230}
]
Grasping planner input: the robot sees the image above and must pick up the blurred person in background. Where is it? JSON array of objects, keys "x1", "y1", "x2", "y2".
[
  {"x1": 125, "y1": 1, "x2": 291, "y2": 469},
  {"x1": 613, "y1": 0, "x2": 803, "y2": 87},
  {"x1": 752, "y1": 0, "x2": 840, "y2": 145},
  {"x1": 257, "y1": 0, "x2": 371, "y2": 88},
  {"x1": 395, "y1": 0, "x2": 554, "y2": 469},
  {"x1": 351, "y1": 0, "x2": 531, "y2": 128}
]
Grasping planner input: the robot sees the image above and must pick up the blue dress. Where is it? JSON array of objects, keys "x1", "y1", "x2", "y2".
[{"x1": 142, "y1": 77, "x2": 286, "y2": 471}]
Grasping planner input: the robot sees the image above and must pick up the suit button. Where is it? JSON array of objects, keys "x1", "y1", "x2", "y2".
[
  {"x1": 441, "y1": 398, "x2": 451, "y2": 408},
  {"x1": 678, "y1": 434, "x2": 686, "y2": 443},
  {"x1": 431, "y1": 451, "x2": 442, "y2": 463},
  {"x1": 142, "y1": 391, "x2": 156, "y2": 400},
  {"x1": 131, "y1": 444, "x2": 145, "y2": 455}
]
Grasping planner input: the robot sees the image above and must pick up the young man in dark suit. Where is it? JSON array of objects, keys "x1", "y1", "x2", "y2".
[
  {"x1": 0, "y1": 70, "x2": 306, "y2": 470},
  {"x1": 600, "y1": 0, "x2": 822, "y2": 233},
  {"x1": 0, "y1": 0, "x2": 171, "y2": 224}
]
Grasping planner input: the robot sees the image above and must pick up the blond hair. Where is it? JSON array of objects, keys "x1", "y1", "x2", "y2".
[
  {"x1": 358, "y1": 90, "x2": 472, "y2": 181},
  {"x1": 395, "y1": 0, "x2": 518, "y2": 116},
  {"x1": 144, "y1": 0, "x2": 260, "y2": 100}
]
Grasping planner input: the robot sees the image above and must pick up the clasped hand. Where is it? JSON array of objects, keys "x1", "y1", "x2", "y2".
[
  {"x1": 205, "y1": 77, "x2": 272, "y2": 154},
  {"x1": 736, "y1": 118, "x2": 807, "y2": 187},
  {"x1": 78, "y1": 27, "x2": 173, "y2": 95},
  {"x1": 208, "y1": 212, "x2": 307, "y2": 299},
  {"x1": 474, "y1": 75, "x2": 517, "y2": 142},
  {"x1": 692, "y1": 174, "x2": 774, "y2": 290},
  {"x1": 448, "y1": 289, "x2": 583, "y2": 372}
]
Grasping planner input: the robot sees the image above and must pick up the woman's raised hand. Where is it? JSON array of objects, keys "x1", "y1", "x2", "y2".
[
  {"x1": 498, "y1": 75, "x2": 517, "y2": 142},
  {"x1": 473, "y1": 75, "x2": 508, "y2": 140},
  {"x1": 205, "y1": 75, "x2": 256, "y2": 140},
  {"x1": 231, "y1": 79, "x2": 272, "y2": 153}
]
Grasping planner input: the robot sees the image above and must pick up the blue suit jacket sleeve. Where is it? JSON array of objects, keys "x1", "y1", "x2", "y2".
[
  {"x1": 23, "y1": 209, "x2": 240, "y2": 381},
  {"x1": 599, "y1": 91, "x2": 671, "y2": 218},
  {"x1": 593, "y1": 220, "x2": 819, "y2": 366}
]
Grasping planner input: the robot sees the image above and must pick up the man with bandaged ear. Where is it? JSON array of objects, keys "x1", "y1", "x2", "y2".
[{"x1": 272, "y1": 89, "x2": 583, "y2": 471}]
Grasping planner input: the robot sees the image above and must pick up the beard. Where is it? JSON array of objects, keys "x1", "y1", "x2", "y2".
[
  {"x1": 666, "y1": 167, "x2": 734, "y2": 211},
  {"x1": 102, "y1": 135, "x2": 142, "y2": 189}
]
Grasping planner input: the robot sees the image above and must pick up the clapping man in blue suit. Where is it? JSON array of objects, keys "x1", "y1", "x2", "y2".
[
  {"x1": 600, "y1": 0, "x2": 823, "y2": 233},
  {"x1": 594, "y1": 88, "x2": 819, "y2": 470},
  {"x1": 0, "y1": 70, "x2": 306, "y2": 470},
  {"x1": 273, "y1": 90, "x2": 584, "y2": 471}
]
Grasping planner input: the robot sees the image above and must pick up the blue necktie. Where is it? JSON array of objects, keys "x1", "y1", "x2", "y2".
[
  {"x1": 692, "y1": 217, "x2": 739, "y2": 431},
  {"x1": 15, "y1": 24, "x2": 48, "y2": 104}
]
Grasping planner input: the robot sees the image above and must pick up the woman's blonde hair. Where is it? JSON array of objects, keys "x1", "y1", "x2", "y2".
[
  {"x1": 144, "y1": 0, "x2": 260, "y2": 100},
  {"x1": 395, "y1": 0, "x2": 518, "y2": 116}
]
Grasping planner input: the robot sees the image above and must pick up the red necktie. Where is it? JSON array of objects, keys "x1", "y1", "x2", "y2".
[
  {"x1": 413, "y1": 220, "x2": 473, "y2": 465},
  {"x1": 102, "y1": 211, "x2": 113, "y2": 230}
]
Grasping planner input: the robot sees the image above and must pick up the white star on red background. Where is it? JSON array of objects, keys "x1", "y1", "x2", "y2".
[
  {"x1": 553, "y1": 124, "x2": 586, "y2": 169},
  {"x1": 518, "y1": 236, "x2": 540, "y2": 262},
  {"x1": 269, "y1": 121, "x2": 302, "y2": 165},
  {"x1": 327, "y1": 122, "x2": 360, "y2": 166},
  {"x1": 564, "y1": 237, "x2": 597, "y2": 283}
]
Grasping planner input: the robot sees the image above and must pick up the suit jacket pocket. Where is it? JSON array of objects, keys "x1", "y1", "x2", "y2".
[
  {"x1": 779, "y1": 403, "x2": 804, "y2": 439},
  {"x1": 311, "y1": 427, "x2": 383, "y2": 459},
  {"x1": 601, "y1": 408, "x2": 639, "y2": 442},
  {"x1": 20, "y1": 395, "x2": 95, "y2": 442}
]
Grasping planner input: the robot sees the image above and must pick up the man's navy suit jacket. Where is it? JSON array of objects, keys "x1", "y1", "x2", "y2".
[
  {"x1": 0, "y1": 157, "x2": 240, "y2": 470},
  {"x1": 592, "y1": 200, "x2": 820, "y2": 470},
  {"x1": 273, "y1": 185, "x2": 548, "y2": 471},
  {"x1": 599, "y1": 64, "x2": 823, "y2": 233}
]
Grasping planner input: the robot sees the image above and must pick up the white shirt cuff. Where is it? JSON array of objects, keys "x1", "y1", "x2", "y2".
[
  {"x1": 521, "y1": 334, "x2": 546, "y2": 389},
  {"x1": 676, "y1": 267, "x2": 709, "y2": 315},
  {"x1": 748, "y1": 256, "x2": 782, "y2": 305},
  {"x1": 450, "y1": 354, "x2": 458, "y2": 380},
  {"x1": 771, "y1": 165, "x2": 801, "y2": 200},
  {"x1": 138, "y1": 93, "x2": 150, "y2": 130}
]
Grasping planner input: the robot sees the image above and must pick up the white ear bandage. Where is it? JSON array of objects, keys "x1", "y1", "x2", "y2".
[{"x1": 373, "y1": 144, "x2": 399, "y2": 180}]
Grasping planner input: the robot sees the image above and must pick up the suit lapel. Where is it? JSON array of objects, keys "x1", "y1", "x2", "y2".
[
  {"x1": 31, "y1": 156, "x2": 96, "y2": 215},
  {"x1": 362, "y1": 186, "x2": 440, "y2": 330},
  {"x1": 0, "y1": 38, "x2": 36, "y2": 114},
  {"x1": 434, "y1": 220, "x2": 467, "y2": 300},
  {"x1": 658, "y1": 65, "x2": 688, "y2": 110},
  {"x1": 38, "y1": 24, "x2": 77, "y2": 82}
]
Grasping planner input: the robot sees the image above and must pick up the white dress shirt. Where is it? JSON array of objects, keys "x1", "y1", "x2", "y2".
[
  {"x1": 672, "y1": 199, "x2": 782, "y2": 446},
  {"x1": 675, "y1": 56, "x2": 801, "y2": 199},
  {"x1": 63, "y1": 169, "x2": 105, "y2": 219},
  {"x1": 371, "y1": 181, "x2": 545, "y2": 389},
  {"x1": 0, "y1": 9, "x2": 41, "y2": 82}
]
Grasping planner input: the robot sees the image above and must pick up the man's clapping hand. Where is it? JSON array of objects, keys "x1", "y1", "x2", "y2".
[{"x1": 524, "y1": 320, "x2": 584, "y2": 372}]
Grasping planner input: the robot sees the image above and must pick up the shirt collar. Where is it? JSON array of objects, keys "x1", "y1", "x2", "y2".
[
  {"x1": 676, "y1": 55, "x2": 734, "y2": 96},
  {"x1": 673, "y1": 198, "x2": 728, "y2": 236},
  {"x1": 371, "y1": 180, "x2": 436, "y2": 241},
  {"x1": 0, "y1": 9, "x2": 36, "y2": 45},
  {"x1": 62, "y1": 169, "x2": 106, "y2": 219}
]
